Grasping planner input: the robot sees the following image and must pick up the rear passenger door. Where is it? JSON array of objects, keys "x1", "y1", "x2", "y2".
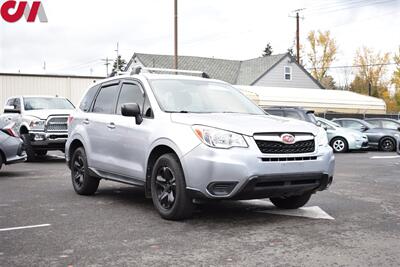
[
  {"x1": 112, "y1": 80, "x2": 153, "y2": 181},
  {"x1": 86, "y1": 81, "x2": 121, "y2": 172}
]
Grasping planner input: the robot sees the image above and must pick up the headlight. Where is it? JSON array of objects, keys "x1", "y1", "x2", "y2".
[
  {"x1": 30, "y1": 119, "x2": 45, "y2": 130},
  {"x1": 192, "y1": 125, "x2": 248, "y2": 149},
  {"x1": 394, "y1": 133, "x2": 400, "y2": 139},
  {"x1": 316, "y1": 127, "x2": 329, "y2": 146}
]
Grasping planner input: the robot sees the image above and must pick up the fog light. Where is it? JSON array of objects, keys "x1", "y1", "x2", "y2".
[
  {"x1": 207, "y1": 182, "x2": 238, "y2": 196},
  {"x1": 34, "y1": 134, "x2": 45, "y2": 141}
]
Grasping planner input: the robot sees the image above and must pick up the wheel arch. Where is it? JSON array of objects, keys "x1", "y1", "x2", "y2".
[
  {"x1": 68, "y1": 139, "x2": 86, "y2": 168},
  {"x1": 145, "y1": 144, "x2": 181, "y2": 198}
]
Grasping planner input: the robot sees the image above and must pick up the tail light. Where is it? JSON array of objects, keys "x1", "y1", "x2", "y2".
[{"x1": 1, "y1": 123, "x2": 18, "y2": 137}]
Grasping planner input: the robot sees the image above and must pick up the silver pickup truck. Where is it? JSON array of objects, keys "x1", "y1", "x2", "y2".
[{"x1": 2, "y1": 96, "x2": 75, "y2": 161}]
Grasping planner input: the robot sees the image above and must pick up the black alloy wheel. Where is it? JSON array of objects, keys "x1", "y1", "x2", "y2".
[
  {"x1": 380, "y1": 138, "x2": 395, "y2": 152},
  {"x1": 71, "y1": 147, "x2": 99, "y2": 195}
]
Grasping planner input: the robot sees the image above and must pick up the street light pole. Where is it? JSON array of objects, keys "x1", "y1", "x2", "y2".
[{"x1": 174, "y1": 0, "x2": 178, "y2": 70}]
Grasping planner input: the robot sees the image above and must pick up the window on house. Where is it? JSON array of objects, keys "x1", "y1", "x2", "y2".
[{"x1": 284, "y1": 66, "x2": 292, "y2": 80}]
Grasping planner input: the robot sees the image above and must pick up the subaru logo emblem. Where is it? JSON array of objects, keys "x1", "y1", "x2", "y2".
[{"x1": 281, "y1": 133, "x2": 295, "y2": 144}]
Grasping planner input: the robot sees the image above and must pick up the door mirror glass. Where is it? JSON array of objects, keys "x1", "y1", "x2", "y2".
[
  {"x1": 4, "y1": 105, "x2": 20, "y2": 114},
  {"x1": 121, "y1": 103, "x2": 143, "y2": 125}
]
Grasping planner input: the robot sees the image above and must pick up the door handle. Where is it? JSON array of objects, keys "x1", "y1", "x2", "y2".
[
  {"x1": 83, "y1": 119, "x2": 90, "y2": 125},
  {"x1": 107, "y1": 122, "x2": 116, "y2": 129}
]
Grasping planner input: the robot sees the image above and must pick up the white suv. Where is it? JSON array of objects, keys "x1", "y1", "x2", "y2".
[{"x1": 66, "y1": 68, "x2": 335, "y2": 220}]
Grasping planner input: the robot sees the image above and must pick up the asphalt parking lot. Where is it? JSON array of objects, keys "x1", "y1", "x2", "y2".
[{"x1": 1, "y1": 152, "x2": 400, "y2": 266}]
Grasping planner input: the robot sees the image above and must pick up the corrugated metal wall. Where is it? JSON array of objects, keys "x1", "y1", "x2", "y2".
[{"x1": 0, "y1": 74, "x2": 103, "y2": 111}]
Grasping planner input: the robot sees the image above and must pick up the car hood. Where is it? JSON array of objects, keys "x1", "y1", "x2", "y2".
[
  {"x1": 24, "y1": 109, "x2": 73, "y2": 120},
  {"x1": 170, "y1": 113, "x2": 319, "y2": 136}
]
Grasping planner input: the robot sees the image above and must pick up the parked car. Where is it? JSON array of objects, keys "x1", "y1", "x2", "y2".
[
  {"x1": 66, "y1": 68, "x2": 335, "y2": 220},
  {"x1": 364, "y1": 118, "x2": 400, "y2": 131},
  {"x1": 0, "y1": 122, "x2": 26, "y2": 171},
  {"x1": 1, "y1": 96, "x2": 75, "y2": 161},
  {"x1": 332, "y1": 118, "x2": 400, "y2": 152},
  {"x1": 264, "y1": 107, "x2": 318, "y2": 125},
  {"x1": 316, "y1": 117, "x2": 368, "y2": 153}
]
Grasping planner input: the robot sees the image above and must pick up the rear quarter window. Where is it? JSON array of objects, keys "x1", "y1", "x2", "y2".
[{"x1": 79, "y1": 85, "x2": 100, "y2": 112}]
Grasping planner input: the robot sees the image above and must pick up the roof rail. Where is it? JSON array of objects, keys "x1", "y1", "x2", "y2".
[{"x1": 131, "y1": 66, "x2": 210, "y2": 78}]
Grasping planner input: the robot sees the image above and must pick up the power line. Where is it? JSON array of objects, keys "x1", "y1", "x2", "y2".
[
  {"x1": 307, "y1": 0, "x2": 396, "y2": 15},
  {"x1": 307, "y1": 62, "x2": 398, "y2": 70}
]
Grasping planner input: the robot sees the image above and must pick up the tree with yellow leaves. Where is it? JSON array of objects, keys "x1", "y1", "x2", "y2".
[
  {"x1": 307, "y1": 30, "x2": 338, "y2": 89},
  {"x1": 392, "y1": 47, "x2": 400, "y2": 109},
  {"x1": 350, "y1": 47, "x2": 399, "y2": 112}
]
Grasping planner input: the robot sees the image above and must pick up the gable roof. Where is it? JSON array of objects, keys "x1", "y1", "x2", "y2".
[{"x1": 126, "y1": 52, "x2": 324, "y2": 88}]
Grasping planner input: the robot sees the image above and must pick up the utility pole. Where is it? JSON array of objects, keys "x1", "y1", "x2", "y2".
[
  {"x1": 290, "y1": 9, "x2": 305, "y2": 63},
  {"x1": 115, "y1": 42, "x2": 120, "y2": 71},
  {"x1": 296, "y1": 12, "x2": 300, "y2": 63},
  {"x1": 101, "y1": 57, "x2": 111, "y2": 76},
  {"x1": 174, "y1": 0, "x2": 178, "y2": 70}
]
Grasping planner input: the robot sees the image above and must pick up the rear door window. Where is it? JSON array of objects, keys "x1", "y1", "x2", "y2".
[
  {"x1": 382, "y1": 120, "x2": 400, "y2": 130},
  {"x1": 92, "y1": 83, "x2": 120, "y2": 114}
]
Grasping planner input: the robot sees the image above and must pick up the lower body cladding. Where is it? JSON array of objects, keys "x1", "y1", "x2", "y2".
[{"x1": 181, "y1": 144, "x2": 335, "y2": 200}]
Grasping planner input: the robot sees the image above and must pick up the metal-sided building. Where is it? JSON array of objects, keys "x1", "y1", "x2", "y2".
[{"x1": 0, "y1": 73, "x2": 103, "y2": 110}]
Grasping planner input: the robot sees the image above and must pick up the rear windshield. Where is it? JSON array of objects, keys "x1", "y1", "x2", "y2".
[{"x1": 24, "y1": 97, "x2": 74, "y2": 110}]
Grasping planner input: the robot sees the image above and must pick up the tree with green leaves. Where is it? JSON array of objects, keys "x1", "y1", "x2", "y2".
[
  {"x1": 262, "y1": 43, "x2": 273, "y2": 57},
  {"x1": 112, "y1": 55, "x2": 127, "y2": 73}
]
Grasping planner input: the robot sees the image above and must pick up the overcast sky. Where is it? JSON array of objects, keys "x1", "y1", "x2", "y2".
[{"x1": 0, "y1": 0, "x2": 399, "y2": 87}]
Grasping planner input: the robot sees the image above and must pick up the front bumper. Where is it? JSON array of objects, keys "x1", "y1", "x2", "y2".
[
  {"x1": 349, "y1": 139, "x2": 369, "y2": 150},
  {"x1": 29, "y1": 131, "x2": 68, "y2": 150},
  {"x1": 181, "y1": 139, "x2": 335, "y2": 200}
]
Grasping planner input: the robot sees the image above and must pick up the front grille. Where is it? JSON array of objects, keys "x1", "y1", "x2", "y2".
[
  {"x1": 46, "y1": 117, "x2": 68, "y2": 132},
  {"x1": 261, "y1": 156, "x2": 317, "y2": 162},
  {"x1": 256, "y1": 139, "x2": 315, "y2": 154}
]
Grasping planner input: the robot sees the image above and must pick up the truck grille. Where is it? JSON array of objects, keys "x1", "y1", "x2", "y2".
[
  {"x1": 46, "y1": 116, "x2": 68, "y2": 132},
  {"x1": 256, "y1": 139, "x2": 315, "y2": 154}
]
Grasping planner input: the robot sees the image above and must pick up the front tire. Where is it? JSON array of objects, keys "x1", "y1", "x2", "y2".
[
  {"x1": 330, "y1": 137, "x2": 348, "y2": 153},
  {"x1": 150, "y1": 153, "x2": 194, "y2": 220},
  {"x1": 71, "y1": 147, "x2": 99, "y2": 195},
  {"x1": 270, "y1": 193, "x2": 312, "y2": 209},
  {"x1": 379, "y1": 137, "x2": 395, "y2": 152},
  {"x1": 21, "y1": 134, "x2": 36, "y2": 162}
]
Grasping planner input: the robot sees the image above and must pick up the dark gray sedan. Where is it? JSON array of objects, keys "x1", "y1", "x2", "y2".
[
  {"x1": 0, "y1": 123, "x2": 26, "y2": 170},
  {"x1": 332, "y1": 118, "x2": 400, "y2": 152}
]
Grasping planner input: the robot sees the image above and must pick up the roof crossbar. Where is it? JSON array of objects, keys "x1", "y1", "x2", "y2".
[{"x1": 131, "y1": 66, "x2": 210, "y2": 78}]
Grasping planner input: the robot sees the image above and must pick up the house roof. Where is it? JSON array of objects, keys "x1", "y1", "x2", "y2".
[{"x1": 128, "y1": 53, "x2": 293, "y2": 85}]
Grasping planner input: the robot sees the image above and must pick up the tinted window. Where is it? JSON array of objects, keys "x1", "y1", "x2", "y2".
[
  {"x1": 382, "y1": 120, "x2": 400, "y2": 130},
  {"x1": 92, "y1": 84, "x2": 120, "y2": 114},
  {"x1": 367, "y1": 120, "x2": 381, "y2": 128},
  {"x1": 14, "y1": 98, "x2": 21, "y2": 110},
  {"x1": 80, "y1": 85, "x2": 99, "y2": 112},
  {"x1": 285, "y1": 110, "x2": 303, "y2": 120},
  {"x1": 342, "y1": 120, "x2": 363, "y2": 131},
  {"x1": 6, "y1": 98, "x2": 15, "y2": 107},
  {"x1": 265, "y1": 110, "x2": 285, "y2": 117},
  {"x1": 116, "y1": 83, "x2": 144, "y2": 115}
]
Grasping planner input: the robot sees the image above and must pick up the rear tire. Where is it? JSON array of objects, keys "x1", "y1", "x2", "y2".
[
  {"x1": 0, "y1": 153, "x2": 3, "y2": 170},
  {"x1": 71, "y1": 147, "x2": 99, "y2": 195},
  {"x1": 270, "y1": 193, "x2": 312, "y2": 209},
  {"x1": 379, "y1": 137, "x2": 395, "y2": 152},
  {"x1": 330, "y1": 137, "x2": 348, "y2": 153},
  {"x1": 150, "y1": 153, "x2": 194, "y2": 220},
  {"x1": 21, "y1": 134, "x2": 36, "y2": 162}
]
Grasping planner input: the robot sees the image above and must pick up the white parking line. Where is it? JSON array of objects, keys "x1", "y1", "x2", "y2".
[
  {"x1": 370, "y1": 156, "x2": 400, "y2": 159},
  {"x1": 257, "y1": 206, "x2": 335, "y2": 220},
  {"x1": 245, "y1": 200, "x2": 334, "y2": 220},
  {"x1": 49, "y1": 155, "x2": 65, "y2": 159},
  {"x1": 0, "y1": 224, "x2": 51, "y2": 232}
]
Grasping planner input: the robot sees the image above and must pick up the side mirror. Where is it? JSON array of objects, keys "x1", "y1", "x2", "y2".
[
  {"x1": 121, "y1": 103, "x2": 143, "y2": 125},
  {"x1": 397, "y1": 127, "x2": 400, "y2": 132},
  {"x1": 360, "y1": 125, "x2": 369, "y2": 132},
  {"x1": 4, "y1": 105, "x2": 20, "y2": 114}
]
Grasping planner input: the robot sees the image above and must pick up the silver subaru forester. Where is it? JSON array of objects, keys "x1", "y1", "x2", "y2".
[{"x1": 66, "y1": 69, "x2": 335, "y2": 220}]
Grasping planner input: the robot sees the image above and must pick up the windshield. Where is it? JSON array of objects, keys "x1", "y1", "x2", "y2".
[
  {"x1": 318, "y1": 118, "x2": 340, "y2": 128},
  {"x1": 24, "y1": 97, "x2": 74, "y2": 111},
  {"x1": 149, "y1": 79, "x2": 265, "y2": 115},
  {"x1": 306, "y1": 112, "x2": 318, "y2": 124}
]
